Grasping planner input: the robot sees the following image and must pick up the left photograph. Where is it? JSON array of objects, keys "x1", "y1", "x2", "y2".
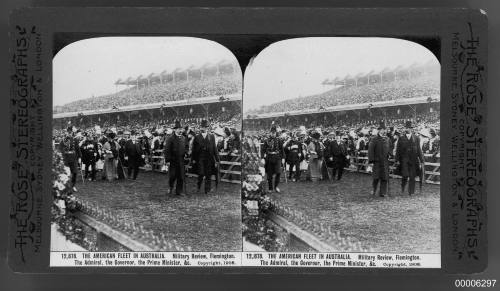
[{"x1": 51, "y1": 37, "x2": 243, "y2": 252}]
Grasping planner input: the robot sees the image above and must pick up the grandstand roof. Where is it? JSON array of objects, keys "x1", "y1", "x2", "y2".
[
  {"x1": 354, "y1": 72, "x2": 365, "y2": 79},
  {"x1": 245, "y1": 95, "x2": 440, "y2": 120},
  {"x1": 393, "y1": 65, "x2": 404, "y2": 72},
  {"x1": 114, "y1": 60, "x2": 240, "y2": 86},
  {"x1": 326, "y1": 61, "x2": 439, "y2": 87},
  {"x1": 53, "y1": 92, "x2": 242, "y2": 119}
]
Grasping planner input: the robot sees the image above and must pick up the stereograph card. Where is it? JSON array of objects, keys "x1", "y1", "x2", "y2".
[{"x1": 8, "y1": 7, "x2": 487, "y2": 274}]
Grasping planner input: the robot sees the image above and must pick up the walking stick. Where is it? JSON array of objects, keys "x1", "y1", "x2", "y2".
[
  {"x1": 118, "y1": 157, "x2": 128, "y2": 179},
  {"x1": 184, "y1": 163, "x2": 188, "y2": 195},
  {"x1": 323, "y1": 158, "x2": 333, "y2": 181},
  {"x1": 419, "y1": 162, "x2": 424, "y2": 194},
  {"x1": 282, "y1": 161, "x2": 288, "y2": 184},
  {"x1": 79, "y1": 160, "x2": 85, "y2": 184},
  {"x1": 387, "y1": 167, "x2": 390, "y2": 196}
]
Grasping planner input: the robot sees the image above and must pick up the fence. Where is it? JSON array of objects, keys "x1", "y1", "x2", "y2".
[
  {"x1": 146, "y1": 150, "x2": 241, "y2": 184},
  {"x1": 347, "y1": 150, "x2": 440, "y2": 184}
]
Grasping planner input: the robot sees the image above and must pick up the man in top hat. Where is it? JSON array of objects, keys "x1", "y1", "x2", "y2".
[
  {"x1": 325, "y1": 130, "x2": 348, "y2": 182},
  {"x1": 59, "y1": 126, "x2": 81, "y2": 191},
  {"x1": 368, "y1": 121, "x2": 391, "y2": 197},
  {"x1": 165, "y1": 120, "x2": 188, "y2": 196},
  {"x1": 125, "y1": 130, "x2": 145, "y2": 180},
  {"x1": 262, "y1": 123, "x2": 284, "y2": 192},
  {"x1": 192, "y1": 119, "x2": 220, "y2": 194},
  {"x1": 395, "y1": 120, "x2": 425, "y2": 195},
  {"x1": 116, "y1": 130, "x2": 127, "y2": 180}
]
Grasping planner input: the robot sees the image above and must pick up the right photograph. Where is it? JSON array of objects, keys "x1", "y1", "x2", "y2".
[{"x1": 241, "y1": 38, "x2": 440, "y2": 253}]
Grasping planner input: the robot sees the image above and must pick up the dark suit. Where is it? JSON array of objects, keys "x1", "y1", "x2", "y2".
[
  {"x1": 395, "y1": 133, "x2": 425, "y2": 195},
  {"x1": 192, "y1": 133, "x2": 220, "y2": 194},
  {"x1": 284, "y1": 139, "x2": 302, "y2": 181},
  {"x1": 368, "y1": 135, "x2": 391, "y2": 196},
  {"x1": 325, "y1": 139, "x2": 348, "y2": 181},
  {"x1": 125, "y1": 140, "x2": 144, "y2": 180},
  {"x1": 80, "y1": 139, "x2": 99, "y2": 180},
  {"x1": 165, "y1": 134, "x2": 188, "y2": 194},
  {"x1": 262, "y1": 136, "x2": 284, "y2": 190},
  {"x1": 59, "y1": 136, "x2": 81, "y2": 187},
  {"x1": 117, "y1": 138, "x2": 127, "y2": 179}
]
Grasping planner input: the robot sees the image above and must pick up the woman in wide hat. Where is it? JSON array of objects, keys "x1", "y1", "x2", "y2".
[
  {"x1": 102, "y1": 131, "x2": 119, "y2": 181},
  {"x1": 307, "y1": 131, "x2": 323, "y2": 182}
]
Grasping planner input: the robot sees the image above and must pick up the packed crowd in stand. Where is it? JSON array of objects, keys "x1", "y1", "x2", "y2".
[
  {"x1": 246, "y1": 74, "x2": 439, "y2": 115},
  {"x1": 56, "y1": 73, "x2": 242, "y2": 113}
]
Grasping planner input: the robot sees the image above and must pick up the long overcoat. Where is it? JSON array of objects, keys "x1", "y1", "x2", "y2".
[
  {"x1": 368, "y1": 135, "x2": 390, "y2": 180},
  {"x1": 165, "y1": 134, "x2": 188, "y2": 179},
  {"x1": 192, "y1": 133, "x2": 220, "y2": 176},
  {"x1": 125, "y1": 140, "x2": 144, "y2": 168},
  {"x1": 395, "y1": 133, "x2": 425, "y2": 178}
]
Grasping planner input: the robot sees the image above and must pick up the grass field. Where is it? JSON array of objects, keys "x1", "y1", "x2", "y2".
[
  {"x1": 269, "y1": 172, "x2": 440, "y2": 253},
  {"x1": 72, "y1": 171, "x2": 242, "y2": 251}
]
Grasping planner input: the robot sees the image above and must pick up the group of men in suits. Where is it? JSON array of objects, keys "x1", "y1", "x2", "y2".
[
  {"x1": 368, "y1": 120, "x2": 425, "y2": 197},
  {"x1": 58, "y1": 127, "x2": 146, "y2": 192},
  {"x1": 164, "y1": 119, "x2": 220, "y2": 196},
  {"x1": 58, "y1": 119, "x2": 220, "y2": 197}
]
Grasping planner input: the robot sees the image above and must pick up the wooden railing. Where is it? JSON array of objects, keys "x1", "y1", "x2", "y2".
[
  {"x1": 346, "y1": 150, "x2": 440, "y2": 184},
  {"x1": 145, "y1": 150, "x2": 241, "y2": 184}
]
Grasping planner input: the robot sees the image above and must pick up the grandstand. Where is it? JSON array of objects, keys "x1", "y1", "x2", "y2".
[
  {"x1": 245, "y1": 61, "x2": 439, "y2": 116},
  {"x1": 54, "y1": 60, "x2": 241, "y2": 114},
  {"x1": 243, "y1": 96, "x2": 440, "y2": 133}
]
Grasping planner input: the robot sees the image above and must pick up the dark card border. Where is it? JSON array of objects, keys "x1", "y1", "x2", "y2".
[{"x1": 8, "y1": 7, "x2": 487, "y2": 274}]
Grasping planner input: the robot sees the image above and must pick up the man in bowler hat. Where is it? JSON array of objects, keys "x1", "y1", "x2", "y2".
[
  {"x1": 164, "y1": 120, "x2": 188, "y2": 196},
  {"x1": 395, "y1": 120, "x2": 425, "y2": 195},
  {"x1": 192, "y1": 119, "x2": 220, "y2": 194},
  {"x1": 368, "y1": 121, "x2": 391, "y2": 197}
]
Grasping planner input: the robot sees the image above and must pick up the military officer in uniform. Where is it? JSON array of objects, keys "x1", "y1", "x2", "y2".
[
  {"x1": 283, "y1": 132, "x2": 303, "y2": 182},
  {"x1": 368, "y1": 121, "x2": 391, "y2": 197},
  {"x1": 192, "y1": 119, "x2": 220, "y2": 194},
  {"x1": 79, "y1": 132, "x2": 99, "y2": 181},
  {"x1": 59, "y1": 126, "x2": 81, "y2": 191},
  {"x1": 395, "y1": 120, "x2": 425, "y2": 195},
  {"x1": 164, "y1": 120, "x2": 188, "y2": 196},
  {"x1": 262, "y1": 124, "x2": 284, "y2": 192},
  {"x1": 125, "y1": 130, "x2": 145, "y2": 180}
]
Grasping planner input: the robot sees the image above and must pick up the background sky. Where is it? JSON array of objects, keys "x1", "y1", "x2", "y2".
[
  {"x1": 53, "y1": 37, "x2": 239, "y2": 106},
  {"x1": 243, "y1": 37, "x2": 440, "y2": 112}
]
